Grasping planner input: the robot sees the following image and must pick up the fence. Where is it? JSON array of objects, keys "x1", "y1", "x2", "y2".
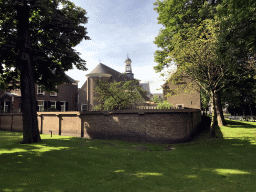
[{"x1": 0, "y1": 109, "x2": 201, "y2": 143}]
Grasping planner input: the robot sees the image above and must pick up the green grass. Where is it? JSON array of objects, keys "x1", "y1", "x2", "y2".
[{"x1": 0, "y1": 119, "x2": 256, "y2": 192}]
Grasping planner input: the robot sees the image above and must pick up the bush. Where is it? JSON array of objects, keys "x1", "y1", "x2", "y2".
[
  {"x1": 47, "y1": 107, "x2": 59, "y2": 112},
  {"x1": 152, "y1": 95, "x2": 163, "y2": 103},
  {"x1": 157, "y1": 100, "x2": 172, "y2": 109}
]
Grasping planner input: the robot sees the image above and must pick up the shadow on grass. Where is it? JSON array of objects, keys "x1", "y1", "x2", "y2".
[
  {"x1": 0, "y1": 129, "x2": 256, "y2": 192},
  {"x1": 226, "y1": 119, "x2": 256, "y2": 129}
]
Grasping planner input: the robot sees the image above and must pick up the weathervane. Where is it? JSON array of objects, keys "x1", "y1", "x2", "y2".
[
  {"x1": 127, "y1": 53, "x2": 129, "y2": 58},
  {"x1": 99, "y1": 59, "x2": 101, "y2": 63}
]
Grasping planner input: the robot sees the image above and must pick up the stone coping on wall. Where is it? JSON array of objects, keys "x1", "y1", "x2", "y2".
[
  {"x1": 0, "y1": 109, "x2": 200, "y2": 117},
  {"x1": 0, "y1": 113, "x2": 23, "y2": 116},
  {"x1": 0, "y1": 109, "x2": 200, "y2": 116},
  {"x1": 80, "y1": 109, "x2": 201, "y2": 115}
]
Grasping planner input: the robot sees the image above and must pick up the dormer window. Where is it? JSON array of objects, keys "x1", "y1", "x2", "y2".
[{"x1": 37, "y1": 85, "x2": 45, "y2": 95}]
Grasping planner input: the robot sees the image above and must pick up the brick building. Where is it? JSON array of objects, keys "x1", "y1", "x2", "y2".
[
  {"x1": 0, "y1": 74, "x2": 79, "y2": 112},
  {"x1": 78, "y1": 57, "x2": 151, "y2": 111},
  {"x1": 162, "y1": 75, "x2": 201, "y2": 109}
]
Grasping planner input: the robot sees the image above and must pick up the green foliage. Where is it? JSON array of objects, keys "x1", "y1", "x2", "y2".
[
  {"x1": 94, "y1": 80, "x2": 147, "y2": 110},
  {"x1": 157, "y1": 100, "x2": 172, "y2": 109},
  {"x1": 0, "y1": 0, "x2": 90, "y2": 91},
  {"x1": 153, "y1": 0, "x2": 256, "y2": 127},
  {"x1": 47, "y1": 107, "x2": 59, "y2": 112},
  {"x1": 153, "y1": 0, "x2": 219, "y2": 73},
  {"x1": 201, "y1": 87, "x2": 211, "y2": 110},
  {"x1": 152, "y1": 95, "x2": 163, "y2": 103}
]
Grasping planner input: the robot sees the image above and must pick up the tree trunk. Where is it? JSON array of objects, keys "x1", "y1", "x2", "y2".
[
  {"x1": 210, "y1": 90, "x2": 217, "y2": 137},
  {"x1": 214, "y1": 90, "x2": 227, "y2": 126},
  {"x1": 249, "y1": 104, "x2": 253, "y2": 117},
  {"x1": 17, "y1": 1, "x2": 41, "y2": 144}
]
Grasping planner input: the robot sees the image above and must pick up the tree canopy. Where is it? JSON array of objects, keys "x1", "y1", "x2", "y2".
[
  {"x1": 153, "y1": 0, "x2": 256, "y2": 136},
  {"x1": 0, "y1": 0, "x2": 90, "y2": 143},
  {"x1": 94, "y1": 80, "x2": 147, "y2": 111},
  {"x1": 0, "y1": 0, "x2": 90, "y2": 91}
]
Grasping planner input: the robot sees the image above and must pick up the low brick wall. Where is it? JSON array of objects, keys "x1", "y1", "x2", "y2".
[
  {"x1": 0, "y1": 113, "x2": 23, "y2": 132},
  {"x1": 0, "y1": 109, "x2": 201, "y2": 143},
  {"x1": 38, "y1": 112, "x2": 81, "y2": 137},
  {"x1": 81, "y1": 109, "x2": 201, "y2": 143}
]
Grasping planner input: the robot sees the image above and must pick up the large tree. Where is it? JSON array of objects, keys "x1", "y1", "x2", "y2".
[
  {"x1": 153, "y1": 0, "x2": 256, "y2": 136},
  {"x1": 0, "y1": 0, "x2": 90, "y2": 143}
]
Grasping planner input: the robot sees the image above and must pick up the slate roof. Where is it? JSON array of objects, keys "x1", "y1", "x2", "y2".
[
  {"x1": 88, "y1": 63, "x2": 133, "y2": 82},
  {"x1": 140, "y1": 83, "x2": 150, "y2": 93},
  {"x1": 65, "y1": 74, "x2": 77, "y2": 83},
  {"x1": 0, "y1": 91, "x2": 21, "y2": 101},
  {"x1": 140, "y1": 82, "x2": 152, "y2": 98}
]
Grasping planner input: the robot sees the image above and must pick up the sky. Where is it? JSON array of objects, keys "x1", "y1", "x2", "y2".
[{"x1": 65, "y1": 0, "x2": 168, "y2": 93}]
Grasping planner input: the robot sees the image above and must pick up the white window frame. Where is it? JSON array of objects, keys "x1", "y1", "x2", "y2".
[
  {"x1": 61, "y1": 101, "x2": 66, "y2": 112},
  {"x1": 50, "y1": 86, "x2": 57, "y2": 96},
  {"x1": 50, "y1": 101, "x2": 56, "y2": 109},
  {"x1": 4, "y1": 101, "x2": 8, "y2": 113},
  {"x1": 81, "y1": 104, "x2": 87, "y2": 112},
  {"x1": 37, "y1": 85, "x2": 45, "y2": 95},
  {"x1": 176, "y1": 104, "x2": 184, "y2": 109},
  {"x1": 38, "y1": 100, "x2": 44, "y2": 112}
]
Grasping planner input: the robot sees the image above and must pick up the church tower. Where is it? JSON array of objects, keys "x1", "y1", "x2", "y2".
[{"x1": 124, "y1": 55, "x2": 134, "y2": 79}]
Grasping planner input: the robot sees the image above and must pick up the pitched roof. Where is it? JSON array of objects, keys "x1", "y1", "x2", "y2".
[
  {"x1": 88, "y1": 63, "x2": 132, "y2": 82},
  {"x1": 139, "y1": 82, "x2": 152, "y2": 98},
  {"x1": 140, "y1": 83, "x2": 150, "y2": 93},
  {"x1": 0, "y1": 91, "x2": 21, "y2": 101},
  {"x1": 65, "y1": 74, "x2": 77, "y2": 83}
]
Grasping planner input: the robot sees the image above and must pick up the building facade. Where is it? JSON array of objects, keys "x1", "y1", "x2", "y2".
[
  {"x1": 162, "y1": 75, "x2": 201, "y2": 109},
  {"x1": 78, "y1": 57, "x2": 151, "y2": 111},
  {"x1": 0, "y1": 75, "x2": 79, "y2": 112}
]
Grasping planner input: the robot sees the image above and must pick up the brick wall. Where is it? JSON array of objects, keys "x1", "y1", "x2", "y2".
[
  {"x1": 80, "y1": 109, "x2": 201, "y2": 143},
  {"x1": 0, "y1": 109, "x2": 201, "y2": 144}
]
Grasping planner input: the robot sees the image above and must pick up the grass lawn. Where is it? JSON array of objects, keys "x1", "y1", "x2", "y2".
[{"x1": 0, "y1": 119, "x2": 256, "y2": 192}]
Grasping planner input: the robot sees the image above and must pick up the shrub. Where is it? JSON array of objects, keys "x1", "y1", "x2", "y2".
[
  {"x1": 157, "y1": 100, "x2": 172, "y2": 109},
  {"x1": 47, "y1": 107, "x2": 59, "y2": 112}
]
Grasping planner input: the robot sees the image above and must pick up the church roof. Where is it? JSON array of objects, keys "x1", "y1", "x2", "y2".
[
  {"x1": 140, "y1": 83, "x2": 150, "y2": 93},
  {"x1": 88, "y1": 63, "x2": 133, "y2": 82},
  {"x1": 140, "y1": 82, "x2": 152, "y2": 97}
]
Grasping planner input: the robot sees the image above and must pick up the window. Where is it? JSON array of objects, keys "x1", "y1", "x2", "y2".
[
  {"x1": 81, "y1": 104, "x2": 87, "y2": 112},
  {"x1": 50, "y1": 101, "x2": 56, "y2": 109},
  {"x1": 50, "y1": 86, "x2": 57, "y2": 96},
  {"x1": 4, "y1": 101, "x2": 9, "y2": 113},
  {"x1": 176, "y1": 104, "x2": 184, "y2": 109},
  {"x1": 38, "y1": 100, "x2": 44, "y2": 112},
  {"x1": 60, "y1": 101, "x2": 65, "y2": 112},
  {"x1": 37, "y1": 85, "x2": 45, "y2": 95}
]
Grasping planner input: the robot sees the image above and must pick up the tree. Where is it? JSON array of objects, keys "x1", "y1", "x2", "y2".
[
  {"x1": 0, "y1": 0, "x2": 90, "y2": 143},
  {"x1": 152, "y1": 95, "x2": 163, "y2": 103},
  {"x1": 94, "y1": 80, "x2": 147, "y2": 111},
  {"x1": 222, "y1": 73, "x2": 256, "y2": 116},
  {"x1": 153, "y1": 0, "x2": 256, "y2": 136}
]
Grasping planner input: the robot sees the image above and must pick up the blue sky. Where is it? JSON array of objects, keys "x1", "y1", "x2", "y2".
[{"x1": 66, "y1": 0, "x2": 166, "y2": 93}]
